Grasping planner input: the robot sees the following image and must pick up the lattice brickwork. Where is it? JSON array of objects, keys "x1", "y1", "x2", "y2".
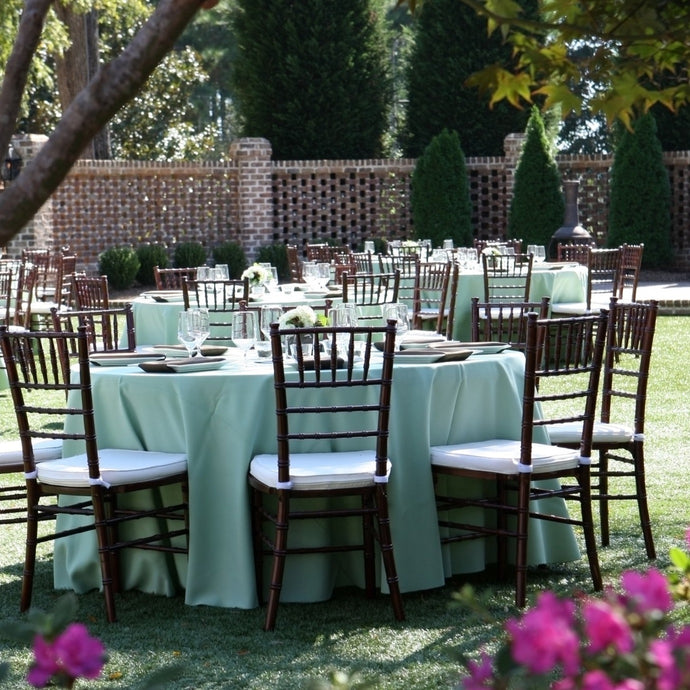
[{"x1": 5, "y1": 136, "x2": 690, "y2": 272}]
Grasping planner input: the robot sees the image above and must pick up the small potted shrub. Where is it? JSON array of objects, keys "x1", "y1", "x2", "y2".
[
  {"x1": 212, "y1": 241, "x2": 247, "y2": 278},
  {"x1": 136, "y1": 243, "x2": 169, "y2": 286},
  {"x1": 174, "y1": 241, "x2": 207, "y2": 268}
]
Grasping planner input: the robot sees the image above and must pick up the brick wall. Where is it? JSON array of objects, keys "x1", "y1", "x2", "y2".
[{"x1": 4, "y1": 135, "x2": 690, "y2": 272}]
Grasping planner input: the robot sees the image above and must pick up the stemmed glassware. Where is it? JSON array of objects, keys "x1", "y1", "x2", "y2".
[
  {"x1": 382, "y1": 303, "x2": 409, "y2": 351},
  {"x1": 260, "y1": 305, "x2": 283, "y2": 341},
  {"x1": 231, "y1": 311, "x2": 258, "y2": 365},
  {"x1": 328, "y1": 304, "x2": 358, "y2": 356},
  {"x1": 178, "y1": 311, "x2": 199, "y2": 358},
  {"x1": 190, "y1": 308, "x2": 210, "y2": 355},
  {"x1": 527, "y1": 244, "x2": 547, "y2": 263}
]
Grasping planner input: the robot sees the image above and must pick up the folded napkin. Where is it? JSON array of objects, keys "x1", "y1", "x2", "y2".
[
  {"x1": 138, "y1": 356, "x2": 226, "y2": 373},
  {"x1": 436, "y1": 349, "x2": 473, "y2": 362},
  {"x1": 89, "y1": 352, "x2": 165, "y2": 364},
  {"x1": 429, "y1": 341, "x2": 506, "y2": 350}
]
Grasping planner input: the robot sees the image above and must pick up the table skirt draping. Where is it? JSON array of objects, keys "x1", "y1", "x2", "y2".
[{"x1": 54, "y1": 351, "x2": 580, "y2": 609}]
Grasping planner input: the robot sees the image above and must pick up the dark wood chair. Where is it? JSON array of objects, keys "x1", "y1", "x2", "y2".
[
  {"x1": 182, "y1": 277, "x2": 249, "y2": 345},
  {"x1": 470, "y1": 296, "x2": 550, "y2": 350},
  {"x1": 616, "y1": 243, "x2": 644, "y2": 302},
  {"x1": 557, "y1": 243, "x2": 592, "y2": 265},
  {"x1": 548, "y1": 297, "x2": 659, "y2": 559},
  {"x1": 72, "y1": 274, "x2": 110, "y2": 310},
  {"x1": 153, "y1": 266, "x2": 197, "y2": 290},
  {"x1": 430, "y1": 311, "x2": 608, "y2": 607},
  {"x1": 286, "y1": 244, "x2": 303, "y2": 283},
  {"x1": 588, "y1": 247, "x2": 621, "y2": 311},
  {"x1": 482, "y1": 252, "x2": 534, "y2": 304},
  {"x1": 412, "y1": 261, "x2": 458, "y2": 337},
  {"x1": 248, "y1": 319, "x2": 405, "y2": 630},
  {"x1": 341, "y1": 270, "x2": 400, "y2": 323},
  {"x1": 0, "y1": 325, "x2": 189, "y2": 622}
]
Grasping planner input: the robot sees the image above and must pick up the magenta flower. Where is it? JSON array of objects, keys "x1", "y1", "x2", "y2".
[
  {"x1": 462, "y1": 651, "x2": 494, "y2": 689},
  {"x1": 53, "y1": 623, "x2": 105, "y2": 680},
  {"x1": 621, "y1": 568, "x2": 672, "y2": 615},
  {"x1": 27, "y1": 623, "x2": 105, "y2": 688},
  {"x1": 27, "y1": 635, "x2": 60, "y2": 688},
  {"x1": 582, "y1": 599, "x2": 634, "y2": 654},
  {"x1": 580, "y1": 669, "x2": 617, "y2": 690},
  {"x1": 506, "y1": 590, "x2": 580, "y2": 675}
]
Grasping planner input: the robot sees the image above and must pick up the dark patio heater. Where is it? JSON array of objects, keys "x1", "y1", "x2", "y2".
[
  {"x1": 547, "y1": 179, "x2": 595, "y2": 259},
  {"x1": 1, "y1": 144, "x2": 23, "y2": 186}
]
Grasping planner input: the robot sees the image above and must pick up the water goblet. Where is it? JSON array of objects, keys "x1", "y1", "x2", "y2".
[
  {"x1": 190, "y1": 308, "x2": 210, "y2": 355},
  {"x1": 260, "y1": 305, "x2": 284, "y2": 341},
  {"x1": 231, "y1": 311, "x2": 258, "y2": 365},
  {"x1": 382, "y1": 303, "x2": 409, "y2": 351},
  {"x1": 177, "y1": 311, "x2": 198, "y2": 358},
  {"x1": 534, "y1": 245, "x2": 546, "y2": 263},
  {"x1": 328, "y1": 303, "x2": 358, "y2": 356}
]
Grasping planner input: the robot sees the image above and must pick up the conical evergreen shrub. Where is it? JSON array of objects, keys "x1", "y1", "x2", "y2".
[
  {"x1": 608, "y1": 113, "x2": 673, "y2": 269},
  {"x1": 508, "y1": 107, "x2": 564, "y2": 248},
  {"x1": 410, "y1": 129, "x2": 472, "y2": 248}
]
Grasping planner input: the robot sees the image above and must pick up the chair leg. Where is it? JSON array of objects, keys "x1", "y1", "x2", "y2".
[
  {"x1": 264, "y1": 491, "x2": 290, "y2": 632},
  {"x1": 496, "y1": 479, "x2": 508, "y2": 581},
  {"x1": 362, "y1": 493, "x2": 376, "y2": 599},
  {"x1": 250, "y1": 488, "x2": 265, "y2": 606},
  {"x1": 92, "y1": 490, "x2": 117, "y2": 623},
  {"x1": 515, "y1": 477, "x2": 530, "y2": 608},
  {"x1": 21, "y1": 509, "x2": 39, "y2": 613},
  {"x1": 597, "y1": 450, "x2": 610, "y2": 547},
  {"x1": 374, "y1": 485, "x2": 405, "y2": 622},
  {"x1": 633, "y1": 443, "x2": 656, "y2": 560},
  {"x1": 578, "y1": 470, "x2": 603, "y2": 593}
]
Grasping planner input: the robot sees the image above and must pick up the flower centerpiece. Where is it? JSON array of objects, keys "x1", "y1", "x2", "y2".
[
  {"x1": 278, "y1": 306, "x2": 323, "y2": 358},
  {"x1": 278, "y1": 305, "x2": 318, "y2": 329},
  {"x1": 241, "y1": 263, "x2": 271, "y2": 288}
]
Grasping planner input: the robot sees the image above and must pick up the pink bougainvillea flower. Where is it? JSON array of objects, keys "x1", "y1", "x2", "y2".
[
  {"x1": 580, "y1": 669, "x2": 618, "y2": 690},
  {"x1": 613, "y1": 680, "x2": 645, "y2": 690},
  {"x1": 649, "y1": 638, "x2": 681, "y2": 690},
  {"x1": 53, "y1": 623, "x2": 105, "y2": 680},
  {"x1": 27, "y1": 635, "x2": 60, "y2": 688},
  {"x1": 462, "y1": 651, "x2": 494, "y2": 689},
  {"x1": 27, "y1": 623, "x2": 105, "y2": 688},
  {"x1": 621, "y1": 569, "x2": 673, "y2": 615},
  {"x1": 583, "y1": 599, "x2": 634, "y2": 654},
  {"x1": 506, "y1": 591, "x2": 580, "y2": 675}
]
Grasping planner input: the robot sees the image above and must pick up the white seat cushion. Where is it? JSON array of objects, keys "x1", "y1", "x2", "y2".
[
  {"x1": 546, "y1": 421, "x2": 634, "y2": 445},
  {"x1": 550, "y1": 301, "x2": 588, "y2": 315},
  {"x1": 250, "y1": 450, "x2": 388, "y2": 490},
  {"x1": 29, "y1": 301, "x2": 62, "y2": 316},
  {"x1": 430, "y1": 439, "x2": 580, "y2": 475},
  {"x1": 36, "y1": 448, "x2": 187, "y2": 488},
  {"x1": 0, "y1": 438, "x2": 63, "y2": 466}
]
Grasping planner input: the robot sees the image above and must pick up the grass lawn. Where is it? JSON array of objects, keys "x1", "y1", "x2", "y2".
[{"x1": 0, "y1": 315, "x2": 689, "y2": 689}]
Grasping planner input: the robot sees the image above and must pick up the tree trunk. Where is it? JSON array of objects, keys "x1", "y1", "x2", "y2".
[{"x1": 0, "y1": 0, "x2": 209, "y2": 246}]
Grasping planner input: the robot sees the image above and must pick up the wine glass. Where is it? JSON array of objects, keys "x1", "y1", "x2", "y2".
[
  {"x1": 315, "y1": 263, "x2": 331, "y2": 290},
  {"x1": 177, "y1": 311, "x2": 198, "y2": 358},
  {"x1": 189, "y1": 308, "x2": 210, "y2": 355},
  {"x1": 382, "y1": 303, "x2": 409, "y2": 351},
  {"x1": 260, "y1": 305, "x2": 283, "y2": 341},
  {"x1": 231, "y1": 311, "x2": 258, "y2": 364},
  {"x1": 528, "y1": 244, "x2": 547, "y2": 263},
  {"x1": 328, "y1": 303, "x2": 358, "y2": 356}
]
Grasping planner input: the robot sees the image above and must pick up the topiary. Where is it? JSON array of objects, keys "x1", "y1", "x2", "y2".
[
  {"x1": 256, "y1": 243, "x2": 289, "y2": 282},
  {"x1": 608, "y1": 113, "x2": 673, "y2": 269},
  {"x1": 508, "y1": 106, "x2": 565, "y2": 250},
  {"x1": 174, "y1": 241, "x2": 207, "y2": 268},
  {"x1": 410, "y1": 128, "x2": 472, "y2": 249},
  {"x1": 136, "y1": 243, "x2": 169, "y2": 286},
  {"x1": 98, "y1": 246, "x2": 140, "y2": 290},
  {"x1": 212, "y1": 241, "x2": 247, "y2": 278}
]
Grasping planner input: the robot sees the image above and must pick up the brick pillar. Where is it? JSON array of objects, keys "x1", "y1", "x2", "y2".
[
  {"x1": 3, "y1": 134, "x2": 53, "y2": 257},
  {"x1": 503, "y1": 133, "x2": 525, "y2": 210},
  {"x1": 229, "y1": 137, "x2": 273, "y2": 262}
]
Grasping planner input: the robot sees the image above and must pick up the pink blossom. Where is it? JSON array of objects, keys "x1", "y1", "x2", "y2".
[
  {"x1": 685, "y1": 527, "x2": 690, "y2": 552},
  {"x1": 53, "y1": 623, "x2": 105, "y2": 680},
  {"x1": 649, "y1": 638, "x2": 679, "y2": 690},
  {"x1": 580, "y1": 669, "x2": 617, "y2": 690},
  {"x1": 461, "y1": 651, "x2": 494, "y2": 689},
  {"x1": 506, "y1": 591, "x2": 580, "y2": 675},
  {"x1": 27, "y1": 635, "x2": 60, "y2": 688},
  {"x1": 621, "y1": 569, "x2": 672, "y2": 615},
  {"x1": 582, "y1": 599, "x2": 634, "y2": 654},
  {"x1": 613, "y1": 680, "x2": 645, "y2": 690},
  {"x1": 26, "y1": 623, "x2": 105, "y2": 688}
]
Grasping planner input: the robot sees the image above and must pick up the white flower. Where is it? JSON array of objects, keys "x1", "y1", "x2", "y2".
[
  {"x1": 481, "y1": 246, "x2": 502, "y2": 256},
  {"x1": 278, "y1": 305, "x2": 317, "y2": 328},
  {"x1": 241, "y1": 263, "x2": 271, "y2": 286}
]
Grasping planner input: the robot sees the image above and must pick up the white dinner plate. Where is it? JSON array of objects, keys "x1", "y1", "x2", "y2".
[
  {"x1": 167, "y1": 358, "x2": 228, "y2": 373},
  {"x1": 89, "y1": 353, "x2": 165, "y2": 367},
  {"x1": 394, "y1": 352, "x2": 444, "y2": 364}
]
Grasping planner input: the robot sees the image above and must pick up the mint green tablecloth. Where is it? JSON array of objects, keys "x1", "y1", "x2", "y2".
[
  {"x1": 54, "y1": 351, "x2": 580, "y2": 609},
  {"x1": 451, "y1": 264, "x2": 588, "y2": 339}
]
